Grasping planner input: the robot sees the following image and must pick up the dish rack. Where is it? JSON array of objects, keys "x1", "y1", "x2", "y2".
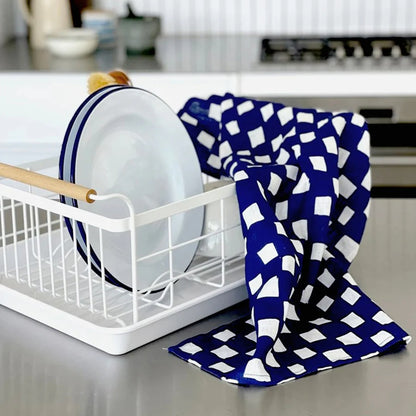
[{"x1": 0, "y1": 157, "x2": 247, "y2": 354}]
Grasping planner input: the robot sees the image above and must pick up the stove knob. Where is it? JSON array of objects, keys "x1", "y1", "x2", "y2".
[
  {"x1": 391, "y1": 45, "x2": 401, "y2": 59},
  {"x1": 353, "y1": 46, "x2": 364, "y2": 58},
  {"x1": 335, "y1": 45, "x2": 346, "y2": 59},
  {"x1": 372, "y1": 46, "x2": 382, "y2": 59}
]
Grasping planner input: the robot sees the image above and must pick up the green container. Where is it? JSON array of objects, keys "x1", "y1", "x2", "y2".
[{"x1": 118, "y1": 4, "x2": 161, "y2": 55}]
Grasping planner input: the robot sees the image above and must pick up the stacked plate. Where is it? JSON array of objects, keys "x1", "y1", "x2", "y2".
[{"x1": 59, "y1": 86, "x2": 204, "y2": 292}]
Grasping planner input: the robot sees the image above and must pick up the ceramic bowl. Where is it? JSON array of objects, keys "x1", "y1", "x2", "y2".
[{"x1": 46, "y1": 28, "x2": 98, "y2": 58}]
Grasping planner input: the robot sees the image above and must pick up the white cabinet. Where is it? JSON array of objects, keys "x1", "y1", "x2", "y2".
[
  {"x1": 3, "y1": 68, "x2": 416, "y2": 153},
  {"x1": 0, "y1": 73, "x2": 87, "y2": 144},
  {"x1": 239, "y1": 71, "x2": 416, "y2": 98},
  {"x1": 129, "y1": 73, "x2": 238, "y2": 113},
  {"x1": 0, "y1": 72, "x2": 238, "y2": 146}
]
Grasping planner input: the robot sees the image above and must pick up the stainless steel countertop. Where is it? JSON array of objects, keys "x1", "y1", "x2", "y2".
[
  {"x1": 3, "y1": 36, "x2": 416, "y2": 74},
  {"x1": 0, "y1": 36, "x2": 259, "y2": 73},
  {"x1": 0, "y1": 198, "x2": 415, "y2": 416}
]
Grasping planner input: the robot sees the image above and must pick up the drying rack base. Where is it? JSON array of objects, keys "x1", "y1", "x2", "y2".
[{"x1": 0, "y1": 266, "x2": 247, "y2": 355}]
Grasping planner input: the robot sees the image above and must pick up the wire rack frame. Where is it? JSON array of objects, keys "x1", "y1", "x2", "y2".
[{"x1": 0, "y1": 158, "x2": 247, "y2": 354}]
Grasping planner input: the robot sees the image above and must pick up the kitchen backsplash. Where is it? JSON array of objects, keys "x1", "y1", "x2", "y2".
[
  {"x1": 94, "y1": 0, "x2": 416, "y2": 36},
  {"x1": 2, "y1": 0, "x2": 416, "y2": 46}
]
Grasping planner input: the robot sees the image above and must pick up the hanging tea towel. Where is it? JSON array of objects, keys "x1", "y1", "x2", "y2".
[{"x1": 168, "y1": 93, "x2": 411, "y2": 386}]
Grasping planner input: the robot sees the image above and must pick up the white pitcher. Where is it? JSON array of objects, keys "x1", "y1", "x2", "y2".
[{"x1": 18, "y1": 0, "x2": 73, "y2": 49}]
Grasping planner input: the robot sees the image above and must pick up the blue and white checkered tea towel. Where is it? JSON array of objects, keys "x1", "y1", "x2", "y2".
[{"x1": 168, "y1": 93, "x2": 411, "y2": 386}]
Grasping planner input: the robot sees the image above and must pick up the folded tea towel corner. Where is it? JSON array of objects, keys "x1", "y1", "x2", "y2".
[{"x1": 168, "y1": 93, "x2": 411, "y2": 386}]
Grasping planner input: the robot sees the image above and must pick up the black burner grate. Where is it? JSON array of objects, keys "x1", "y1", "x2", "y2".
[{"x1": 260, "y1": 36, "x2": 416, "y2": 62}]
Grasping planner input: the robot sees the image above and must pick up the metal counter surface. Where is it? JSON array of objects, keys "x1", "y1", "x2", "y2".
[
  {"x1": 0, "y1": 198, "x2": 415, "y2": 416},
  {"x1": 0, "y1": 36, "x2": 259, "y2": 73},
  {"x1": 3, "y1": 35, "x2": 416, "y2": 74}
]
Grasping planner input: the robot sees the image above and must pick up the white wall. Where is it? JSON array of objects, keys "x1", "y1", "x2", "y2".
[
  {"x1": 2, "y1": 0, "x2": 416, "y2": 42},
  {"x1": 93, "y1": 0, "x2": 416, "y2": 36}
]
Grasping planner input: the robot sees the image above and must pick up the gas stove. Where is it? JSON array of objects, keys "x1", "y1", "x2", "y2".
[
  {"x1": 260, "y1": 36, "x2": 416, "y2": 63},
  {"x1": 255, "y1": 36, "x2": 416, "y2": 194}
]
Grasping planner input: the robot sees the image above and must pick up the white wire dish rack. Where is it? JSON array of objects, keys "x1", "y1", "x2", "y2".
[{"x1": 0, "y1": 157, "x2": 247, "y2": 354}]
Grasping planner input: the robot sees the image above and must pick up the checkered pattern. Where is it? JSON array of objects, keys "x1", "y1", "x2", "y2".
[{"x1": 168, "y1": 93, "x2": 411, "y2": 386}]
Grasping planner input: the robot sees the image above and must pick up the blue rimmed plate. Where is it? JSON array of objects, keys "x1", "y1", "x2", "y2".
[
  {"x1": 59, "y1": 85, "x2": 129, "y2": 288},
  {"x1": 59, "y1": 85, "x2": 127, "y2": 182},
  {"x1": 60, "y1": 87, "x2": 204, "y2": 292}
]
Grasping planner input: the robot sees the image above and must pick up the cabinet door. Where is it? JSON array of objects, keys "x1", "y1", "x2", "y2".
[
  {"x1": 0, "y1": 73, "x2": 87, "y2": 144},
  {"x1": 239, "y1": 72, "x2": 416, "y2": 98},
  {"x1": 0, "y1": 73, "x2": 238, "y2": 145},
  {"x1": 129, "y1": 73, "x2": 238, "y2": 113}
]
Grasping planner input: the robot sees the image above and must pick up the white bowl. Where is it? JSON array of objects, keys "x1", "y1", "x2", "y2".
[{"x1": 46, "y1": 28, "x2": 98, "y2": 58}]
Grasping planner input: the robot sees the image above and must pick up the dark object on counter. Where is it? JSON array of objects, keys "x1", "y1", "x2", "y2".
[
  {"x1": 118, "y1": 3, "x2": 161, "y2": 55},
  {"x1": 70, "y1": 0, "x2": 91, "y2": 28}
]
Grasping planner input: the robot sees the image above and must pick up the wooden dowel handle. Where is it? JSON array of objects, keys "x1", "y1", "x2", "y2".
[{"x1": 0, "y1": 162, "x2": 97, "y2": 203}]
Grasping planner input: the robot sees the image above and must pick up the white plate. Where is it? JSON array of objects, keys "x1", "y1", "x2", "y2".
[
  {"x1": 59, "y1": 85, "x2": 128, "y2": 287},
  {"x1": 61, "y1": 87, "x2": 204, "y2": 291},
  {"x1": 59, "y1": 85, "x2": 126, "y2": 181}
]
